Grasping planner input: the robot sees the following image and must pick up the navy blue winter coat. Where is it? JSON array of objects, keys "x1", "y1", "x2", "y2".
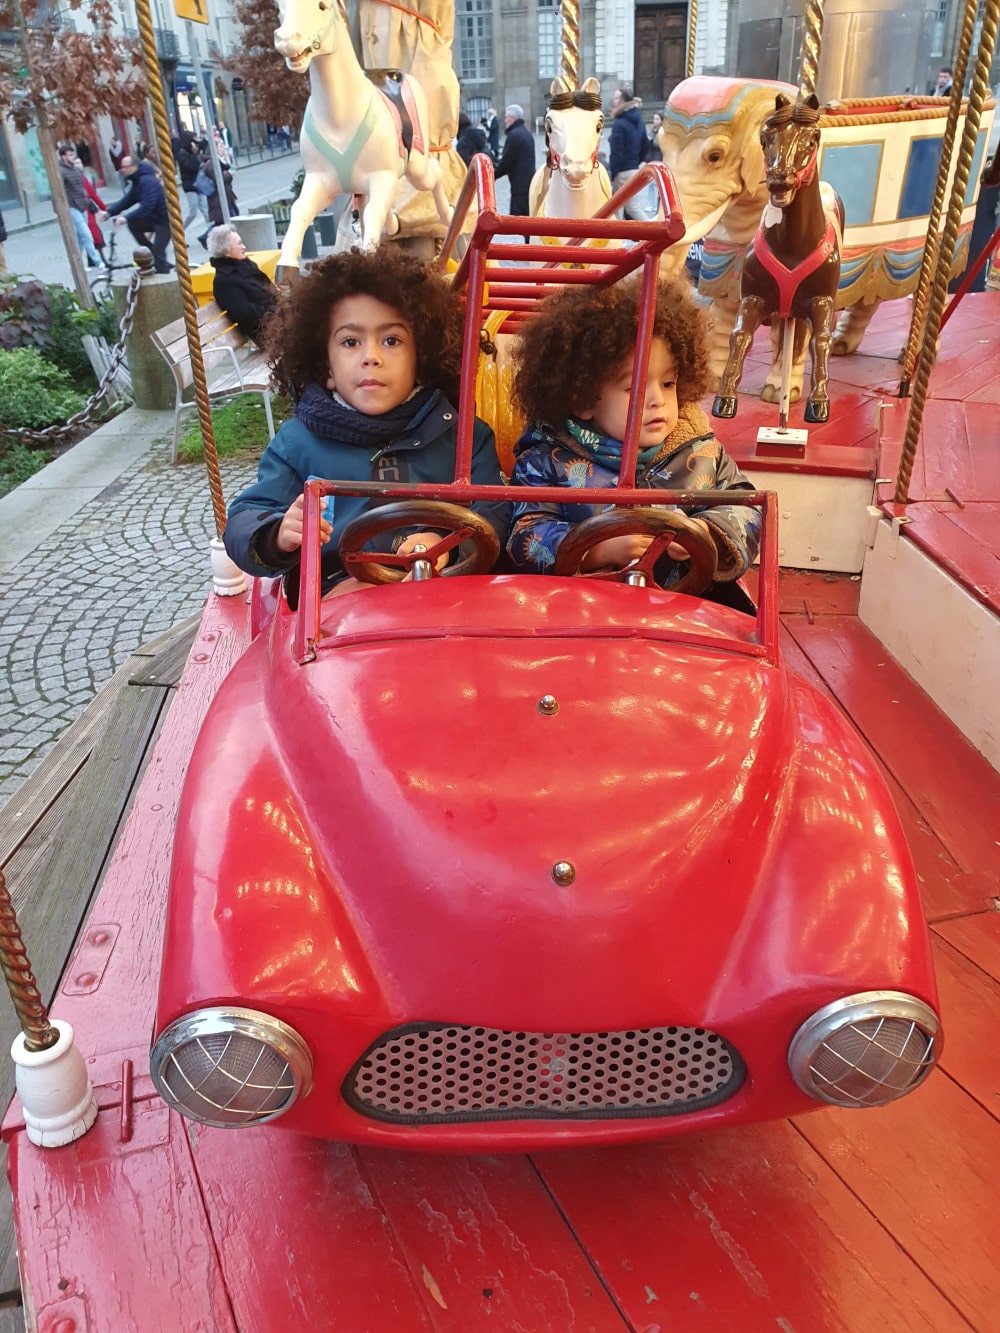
[
  {"x1": 224, "y1": 391, "x2": 511, "y2": 589},
  {"x1": 609, "y1": 104, "x2": 647, "y2": 179},
  {"x1": 106, "y1": 161, "x2": 168, "y2": 228}
]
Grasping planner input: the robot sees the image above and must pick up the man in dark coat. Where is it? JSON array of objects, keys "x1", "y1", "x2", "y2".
[
  {"x1": 208, "y1": 225, "x2": 278, "y2": 343},
  {"x1": 0, "y1": 207, "x2": 7, "y2": 275},
  {"x1": 100, "y1": 155, "x2": 171, "y2": 273},
  {"x1": 495, "y1": 104, "x2": 536, "y2": 228},
  {"x1": 608, "y1": 84, "x2": 653, "y2": 221}
]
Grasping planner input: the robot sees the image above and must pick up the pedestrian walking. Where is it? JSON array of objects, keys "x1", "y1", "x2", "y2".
[
  {"x1": 57, "y1": 143, "x2": 104, "y2": 269},
  {"x1": 481, "y1": 107, "x2": 500, "y2": 161},
  {"x1": 495, "y1": 104, "x2": 535, "y2": 234},
  {"x1": 455, "y1": 112, "x2": 488, "y2": 166},
  {"x1": 81, "y1": 175, "x2": 107, "y2": 266},
  {"x1": 213, "y1": 126, "x2": 231, "y2": 167},
  {"x1": 0, "y1": 207, "x2": 7, "y2": 275},
  {"x1": 177, "y1": 131, "x2": 208, "y2": 229},
  {"x1": 609, "y1": 84, "x2": 654, "y2": 221},
  {"x1": 99, "y1": 155, "x2": 172, "y2": 274},
  {"x1": 197, "y1": 161, "x2": 238, "y2": 249}
]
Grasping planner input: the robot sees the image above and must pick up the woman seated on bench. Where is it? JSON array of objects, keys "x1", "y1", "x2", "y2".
[{"x1": 207, "y1": 225, "x2": 279, "y2": 345}]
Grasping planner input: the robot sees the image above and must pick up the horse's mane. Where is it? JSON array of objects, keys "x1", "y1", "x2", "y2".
[
  {"x1": 547, "y1": 89, "x2": 603, "y2": 112},
  {"x1": 765, "y1": 98, "x2": 821, "y2": 131}
]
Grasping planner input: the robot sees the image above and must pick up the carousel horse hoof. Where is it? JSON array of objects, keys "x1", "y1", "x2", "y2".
[
  {"x1": 712, "y1": 395, "x2": 738, "y2": 419},
  {"x1": 761, "y1": 383, "x2": 802, "y2": 405},
  {"x1": 804, "y1": 399, "x2": 829, "y2": 424}
]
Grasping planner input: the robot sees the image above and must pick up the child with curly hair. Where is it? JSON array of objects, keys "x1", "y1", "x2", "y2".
[
  {"x1": 224, "y1": 245, "x2": 509, "y2": 593},
  {"x1": 506, "y1": 275, "x2": 761, "y2": 601}
]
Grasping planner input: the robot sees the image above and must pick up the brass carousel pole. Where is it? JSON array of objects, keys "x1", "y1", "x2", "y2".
[
  {"x1": 560, "y1": 0, "x2": 580, "y2": 87},
  {"x1": 797, "y1": 0, "x2": 826, "y2": 101},
  {"x1": 894, "y1": 0, "x2": 999, "y2": 504},
  {"x1": 133, "y1": 0, "x2": 239, "y2": 590},
  {"x1": 899, "y1": 0, "x2": 980, "y2": 393},
  {"x1": 686, "y1": 0, "x2": 698, "y2": 79}
]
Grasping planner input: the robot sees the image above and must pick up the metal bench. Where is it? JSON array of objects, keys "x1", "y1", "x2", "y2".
[{"x1": 151, "y1": 300, "x2": 276, "y2": 461}]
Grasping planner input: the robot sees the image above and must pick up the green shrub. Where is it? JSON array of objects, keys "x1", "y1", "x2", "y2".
[
  {"x1": 176, "y1": 393, "x2": 292, "y2": 463},
  {"x1": 0, "y1": 278, "x2": 121, "y2": 392},
  {"x1": 0, "y1": 442, "x2": 50, "y2": 499},
  {"x1": 44, "y1": 285, "x2": 98, "y2": 385},
  {"x1": 0, "y1": 348, "x2": 86, "y2": 430}
]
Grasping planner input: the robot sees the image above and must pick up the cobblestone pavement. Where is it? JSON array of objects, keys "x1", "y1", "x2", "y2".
[
  {"x1": 0, "y1": 142, "x2": 527, "y2": 809},
  {"x1": 0, "y1": 438, "x2": 257, "y2": 804}
]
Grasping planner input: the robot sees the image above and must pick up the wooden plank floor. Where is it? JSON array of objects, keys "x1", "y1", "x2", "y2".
[
  {"x1": 3, "y1": 581, "x2": 999, "y2": 1331},
  {"x1": 0, "y1": 616, "x2": 200, "y2": 1330}
]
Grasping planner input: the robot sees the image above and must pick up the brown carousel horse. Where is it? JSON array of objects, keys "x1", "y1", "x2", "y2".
[{"x1": 712, "y1": 92, "x2": 844, "y2": 424}]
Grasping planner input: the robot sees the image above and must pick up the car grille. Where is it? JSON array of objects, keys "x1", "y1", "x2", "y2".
[{"x1": 345, "y1": 1023, "x2": 745, "y2": 1124}]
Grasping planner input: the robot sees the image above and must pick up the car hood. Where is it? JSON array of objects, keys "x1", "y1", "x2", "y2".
[{"x1": 159, "y1": 580, "x2": 928, "y2": 1037}]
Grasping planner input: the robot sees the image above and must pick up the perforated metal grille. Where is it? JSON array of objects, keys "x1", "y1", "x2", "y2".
[
  {"x1": 157, "y1": 1031, "x2": 298, "y2": 1127},
  {"x1": 346, "y1": 1024, "x2": 744, "y2": 1123},
  {"x1": 805, "y1": 1016, "x2": 936, "y2": 1107}
]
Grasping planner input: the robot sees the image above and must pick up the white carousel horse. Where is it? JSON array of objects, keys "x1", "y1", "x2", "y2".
[
  {"x1": 529, "y1": 77, "x2": 612, "y2": 222},
  {"x1": 273, "y1": 0, "x2": 452, "y2": 264}
]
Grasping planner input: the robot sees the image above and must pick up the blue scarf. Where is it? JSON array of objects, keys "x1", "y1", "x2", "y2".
[
  {"x1": 565, "y1": 416, "x2": 661, "y2": 471},
  {"x1": 296, "y1": 383, "x2": 438, "y2": 450}
]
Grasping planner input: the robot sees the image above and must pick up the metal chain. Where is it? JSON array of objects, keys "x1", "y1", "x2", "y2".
[{"x1": 0, "y1": 268, "x2": 143, "y2": 445}]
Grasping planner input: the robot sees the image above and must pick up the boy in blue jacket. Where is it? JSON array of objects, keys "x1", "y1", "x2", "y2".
[
  {"x1": 224, "y1": 246, "x2": 509, "y2": 595},
  {"x1": 506, "y1": 275, "x2": 760, "y2": 605}
]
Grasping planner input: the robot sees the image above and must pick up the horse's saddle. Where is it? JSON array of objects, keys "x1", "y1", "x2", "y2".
[{"x1": 366, "y1": 69, "x2": 419, "y2": 159}]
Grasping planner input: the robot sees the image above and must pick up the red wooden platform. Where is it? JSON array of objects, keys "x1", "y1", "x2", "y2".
[
  {"x1": 5, "y1": 574, "x2": 1000, "y2": 1331},
  {"x1": 717, "y1": 290, "x2": 1000, "y2": 617}
]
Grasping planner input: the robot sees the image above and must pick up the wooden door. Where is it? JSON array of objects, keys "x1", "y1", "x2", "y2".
[{"x1": 634, "y1": 5, "x2": 688, "y2": 109}]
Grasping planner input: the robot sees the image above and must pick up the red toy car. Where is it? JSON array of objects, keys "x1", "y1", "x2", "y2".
[{"x1": 150, "y1": 485, "x2": 940, "y2": 1151}]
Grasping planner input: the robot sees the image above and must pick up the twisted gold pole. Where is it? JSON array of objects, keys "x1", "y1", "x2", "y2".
[
  {"x1": 0, "y1": 869, "x2": 59, "y2": 1053},
  {"x1": 134, "y1": 0, "x2": 227, "y2": 540},
  {"x1": 798, "y1": 0, "x2": 826, "y2": 101},
  {"x1": 895, "y1": 0, "x2": 999, "y2": 503},
  {"x1": 900, "y1": 0, "x2": 979, "y2": 388},
  {"x1": 560, "y1": 0, "x2": 580, "y2": 89},
  {"x1": 686, "y1": 0, "x2": 698, "y2": 78}
]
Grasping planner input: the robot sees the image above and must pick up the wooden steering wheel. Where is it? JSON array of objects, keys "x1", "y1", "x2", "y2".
[
  {"x1": 338, "y1": 500, "x2": 500, "y2": 585},
  {"x1": 552, "y1": 506, "x2": 718, "y2": 595}
]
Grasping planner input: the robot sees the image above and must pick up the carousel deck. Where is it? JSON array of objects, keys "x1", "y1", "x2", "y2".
[
  {"x1": 721, "y1": 290, "x2": 1000, "y2": 616},
  {"x1": 0, "y1": 563, "x2": 998, "y2": 1330}
]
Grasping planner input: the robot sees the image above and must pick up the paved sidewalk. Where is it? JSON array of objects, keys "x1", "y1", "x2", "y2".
[
  {"x1": 0, "y1": 409, "x2": 258, "y2": 804},
  {"x1": 1, "y1": 150, "x2": 306, "y2": 292}
]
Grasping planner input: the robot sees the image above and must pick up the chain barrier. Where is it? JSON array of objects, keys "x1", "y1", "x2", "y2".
[{"x1": 0, "y1": 268, "x2": 143, "y2": 446}]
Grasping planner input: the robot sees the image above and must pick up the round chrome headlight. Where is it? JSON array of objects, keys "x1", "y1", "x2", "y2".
[
  {"x1": 150, "y1": 1007, "x2": 313, "y2": 1127},
  {"x1": 789, "y1": 991, "x2": 940, "y2": 1108}
]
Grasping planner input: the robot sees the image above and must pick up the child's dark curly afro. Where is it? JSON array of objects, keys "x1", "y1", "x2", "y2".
[
  {"x1": 261, "y1": 245, "x2": 465, "y2": 401},
  {"x1": 512, "y1": 274, "x2": 711, "y2": 428}
]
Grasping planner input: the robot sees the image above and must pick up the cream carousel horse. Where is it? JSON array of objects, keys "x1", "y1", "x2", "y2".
[
  {"x1": 529, "y1": 77, "x2": 612, "y2": 223},
  {"x1": 273, "y1": 0, "x2": 452, "y2": 265}
]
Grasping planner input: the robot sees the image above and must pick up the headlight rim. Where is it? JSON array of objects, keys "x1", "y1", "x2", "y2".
[
  {"x1": 789, "y1": 989, "x2": 940, "y2": 1109},
  {"x1": 150, "y1": 1005, "x2": 314, "y2": 1127}
]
